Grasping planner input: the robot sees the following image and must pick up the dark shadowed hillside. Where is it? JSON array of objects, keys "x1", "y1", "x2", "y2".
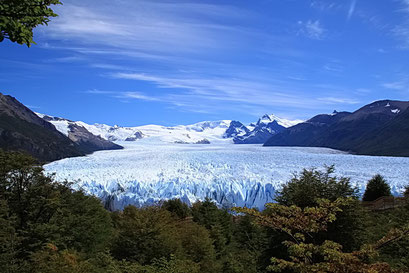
[
  {"x1": 0, "y1": 93, "x2": 122, "y2": 162},
  {"x1": 264, "y1": 100, "x2": 409, "y2": 157},
  {"x1": 0, "y1": 93, "x2": 83, "y2": 161}
]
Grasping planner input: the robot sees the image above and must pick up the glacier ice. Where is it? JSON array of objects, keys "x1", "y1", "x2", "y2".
[{"x1": 44, "y1": 140, "x2": 409, "y2": 210}]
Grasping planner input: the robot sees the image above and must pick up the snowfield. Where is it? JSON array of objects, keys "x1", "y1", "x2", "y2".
[{"x1": 44, "y1": 140, "x2": 409, "y2": 210}]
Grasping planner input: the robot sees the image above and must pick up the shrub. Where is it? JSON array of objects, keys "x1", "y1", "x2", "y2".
[{"x1": 362, "y1": 174, "x2": 392, "y2": 202}]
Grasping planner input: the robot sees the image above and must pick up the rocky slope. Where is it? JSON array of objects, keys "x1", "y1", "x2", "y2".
[
  {"x1": 234, "y1": 114, "x2": 303, "y2": 144},
  {"x1": 0, "y1": 93, "x2": 83, "y2": 162},
  {"x1": 264, "y1": 100, "x2": 409, "y2": 156},
  {"x1": 39, "y1": 114, "x2": 123, "y2": 153}
]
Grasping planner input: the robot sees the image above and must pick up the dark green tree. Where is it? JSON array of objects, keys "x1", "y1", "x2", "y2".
[
  {"x1": 0, "y1": 0, "x2": 62, "y2": 46},
  {"x1": 191, "y1": 198, "x2": 233, "y2": 257},
  {"x1": 275, "y1": 166, "x2": 364, "y2": 251},
  {"x1": 0, "y1": 200, "x2": 22, "y2": 273},
  {"x1": 0, "y1": 150, "x2": 113, "y2": 269},
  {"x1": 362, "y1": 174, "x2": 392, "y2": 202},
  {"x1": 276, "y1": 165, "x2": 358, "y2": 207},
  {"x1": 162, "y1": 199, "x2": 191, "y2": 219},
  {"x1": 111, "y1": 206, "x2": 179, "y2": 264}
]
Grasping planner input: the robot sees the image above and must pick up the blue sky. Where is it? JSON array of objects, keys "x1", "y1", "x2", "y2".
[{"x1": 1, "y1": 0, "x2": 409, "y2": 126}]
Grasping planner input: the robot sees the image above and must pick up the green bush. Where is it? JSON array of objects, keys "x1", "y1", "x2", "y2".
[{"x1": 362, "y1": 174, "x2": 392, "y2": 202}]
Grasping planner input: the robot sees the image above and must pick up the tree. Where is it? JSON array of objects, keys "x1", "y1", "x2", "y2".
[
  {"x1": 276, "y1": 165, "x2": 358, "y2": 208},
  {"x1": 162, "y1": 199, "x2": 191, "y2": 219},
  {"x1": 0, "y1": 0, "x2": 62, "y2": 46},
  {"x1": 275, "y1": 166, "x2": 364, "y2": 251},
  {"x1": 111, "y1": 206, "x2": 179, "y2": 264},
  {"x1": 0, "y1": 200, "x2": 22, "y2": 273},
  {"x1": 30, "y1": 244, "x2": 94, "y2": 273},
  {"x1": 363, "y1": 174, "x2": 392, "y2": 202},
  {"x1": 191, "y1": 198, "x2": 233, "y2": 257},
  {"x1": 234, "y1": 199, "x2": 408, "y2": 273},
  {"x1": 0, "y1": 150, "x2": 113, "y2": 270}
]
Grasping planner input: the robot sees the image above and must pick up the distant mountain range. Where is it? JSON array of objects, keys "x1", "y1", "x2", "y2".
[
  {"x1": 0, "y1": 93, "x2": 122, "y2": 162},
  {"x1": 264, "y1": 100, "x2": 409, "y2": 157},
  {"x1": 38, "y1": 113, "x2": 301, "y2": 145},
  {"x1": 2, "y1": 92, "x2": 409, "y2": 160}
]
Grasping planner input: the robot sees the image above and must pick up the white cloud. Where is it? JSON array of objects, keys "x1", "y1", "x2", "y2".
[
  {"x1": 317, "y1": 97, "x2": 360, "y2": 104},
  {"x1": 87, "y1": 90, "x2": 160, "y2": 102},
  {"x1": 109, "y1": 72, "x2": 360, "y2": 114},
  {"x1": 347, "y1": 0, "x2": 357, "y2": 21},
  {"x1": 323, "y1": 64, "x2": 343, "y2": 73},
  {"x1": 382, "y1": 81, "x2": 408, "y2": 90},
  {"x1": 298, "y1": 20, "x2": 326, "y2": 40},
  {"x1": 41, "y1": 1, "x2": 265, "y2": 56},
  {"x1": 393, "y1": 0, "x2": 409, "y2": 49}
]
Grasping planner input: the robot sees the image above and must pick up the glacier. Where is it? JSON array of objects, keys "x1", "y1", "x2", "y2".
[{"x1": 44, "y1": 139, "x2": 409, "y2": 210}]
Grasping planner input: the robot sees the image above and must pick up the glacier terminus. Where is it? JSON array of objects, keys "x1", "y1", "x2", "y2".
[{"x1": 44, "y1": 139, "x2": 409, "y2": 210}]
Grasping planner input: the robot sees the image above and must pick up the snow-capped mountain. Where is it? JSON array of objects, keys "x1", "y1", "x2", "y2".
[
  {"x1": 34, "y1": 113, "x2": 122, "y2": 154},
  {"x1": 37, "y1": 113, "x2": 234, "y2": 144},
  {"x1": 234, "y1": 114, "x2": 303, "y2": 144},
  {"x1": 223, "y1": 121, "x2": 250, "y2": 138},
  {"x1": 76, "y1": 123, "x2": 144, "y2": 142},
  {"x1": 257, "y1": 114, "x2": 303, "y2": 128},
  {"x1": 137, "y1": 120, "x2": 232, "y2": 144},
  {"x1": 37, "y1": 113, "x2": 302, "y2": 145}
]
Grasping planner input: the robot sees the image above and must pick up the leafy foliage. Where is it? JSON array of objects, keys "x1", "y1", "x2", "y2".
[
  {"x1": 234, "y1": 199, "x2": 408, "y2": 273},
  {"x1": 161, "y1": 198, "x2": 191, "y2": 219},
  {"x1": 0, "y1": 153, "x2": 407, "y2": 272},
  {"x1": 0, "y1": 0, "x2": 62, "y2": 46},
  {"x1": 191, "y1": 198, "x2": 233, "y2": 257},
  {"x1": 275, "y1": 166, "x2": 364, "y2": 251},
  {"x1": 276, "y1": 165, "x2": 358, "y2": 207},
  {"x1": 363, "y1": 174, "x2": 392, "y2": 201}
]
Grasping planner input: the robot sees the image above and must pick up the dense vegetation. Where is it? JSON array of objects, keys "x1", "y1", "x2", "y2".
[{"x1": 0, "y1": 151, "x2": 408, "y2": 272}]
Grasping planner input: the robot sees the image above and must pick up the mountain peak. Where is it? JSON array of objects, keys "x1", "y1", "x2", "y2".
[{"x1": 257, "y1": 114, "x2": 303, "y2": 128}]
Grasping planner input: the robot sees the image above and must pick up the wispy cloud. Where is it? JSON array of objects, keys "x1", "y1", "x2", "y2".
[
  {"x1": 382, "y1": 81, "x2": 408, "y2": 91},
  {"x1": 347, "y1": 0, "x2": 357, "y2": 21},
  {"x1": 42, "y1": 1, "x2": 265, "y2": 57},
  {"x1": 317, "y1": 97, "x2": 360, "y2": 104},
  {"x1": 323, "y1": 64, "x2": 343, "y2": 73},
  {"x1": 27, "y1": 0, "x2": 379, "y2": 120},
  {"x1": 108, "y1": 72, "x2": 361, "y2": 116},
  {"x1": 87, "y1": 89, "x2": 160, "y2": 102},
  {"x1": 43, "y1": 56, "x2": 86, "y2": 63},
  {"x1": 298, "y1": 20, "x2": 326, "y2": 40},
  {"x1": 392, "y1": 0, "x2": 409, "y2": 49}
]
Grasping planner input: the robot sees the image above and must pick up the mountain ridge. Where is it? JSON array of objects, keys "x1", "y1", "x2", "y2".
[
  {"x1": 40, "y1": 113, "x2": 301, "y2": 145},
  {"x1": 264, "y1": 99, "x2": 409, "y2": 157},
  {"x1": 0, "y1": 93, "x2": 122, "y2": 162}
]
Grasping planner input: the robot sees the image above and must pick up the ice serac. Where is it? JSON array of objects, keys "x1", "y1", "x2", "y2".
[
  {"x1": 100, "y1": 180, "x2": 276, "y2": 211},
  {"x1": 234, "y1": 114, "x2": 303, "y2": 144},
  {"x1": 44, "y1": 141, "x2": 409, "y2": 211}
]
